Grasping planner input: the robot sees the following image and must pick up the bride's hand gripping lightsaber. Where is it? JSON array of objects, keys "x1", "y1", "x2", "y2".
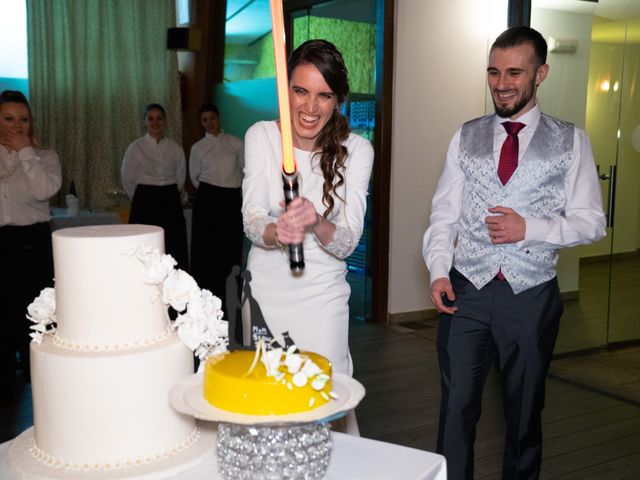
[{"x1": 281, "y1": 171, "x2": 304, "y2": 272}]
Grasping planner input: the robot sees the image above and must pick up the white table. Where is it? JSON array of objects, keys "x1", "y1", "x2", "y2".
[
  {"x1": 49, "y1": 207, "x2": 196, "y2": 264},
  {"x1": 0, "y1": 431, "x2": 446, "y2": 480},
  {"x1": 49, "y1": 207, "x2": 122, "y2": 231}
]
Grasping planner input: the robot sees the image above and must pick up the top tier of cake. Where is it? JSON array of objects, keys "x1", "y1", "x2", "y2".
[{"x1": 52, "y1": 224, "x2": 170, "y2": 350}]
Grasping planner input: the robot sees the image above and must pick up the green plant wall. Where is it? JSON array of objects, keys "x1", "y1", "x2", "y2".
[{"x1": 248, "y1": 16, "x2": 375, "y2": 95}]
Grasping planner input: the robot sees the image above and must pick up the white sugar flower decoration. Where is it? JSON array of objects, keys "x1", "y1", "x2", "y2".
[
  {"x1": 191, "y1": 289, "x2": 224, "y2": 326},
  {"x1": 145, "y1": 253, "x2": 177, "y2": 285},
  {"x1": 27, "y1": 287, "x2": 55, "y2": 322},
  {"x1": 27, "y1": 288, "x2": 57, "y2": 344},
  {"x1": 26, "y1": 244, "x2": 228, "y2": 363},
  {"x1": 174, "y1": 288, "x2": 227, "y2": 362},
  {"x1": 133, "y1": 245, "x2": 228, "y2": 361},
  {"x1": 162, "y1": 269, "x2": 200, "y2": 312},
  {"x1": 174, "y1": 311, "x2": 205, "y2": 351},
  {"x1": 132, "y1": 245, "x2": 160, "y2": 263},
  {"x1": 128, "y1": 245, "x2": 176, "y2": 285}
]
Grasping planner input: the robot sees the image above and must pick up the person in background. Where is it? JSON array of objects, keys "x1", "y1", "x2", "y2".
[
  {"x1": 0, "y1": 90, "x2": 61, "y2": 403},
  {"x1": 242, "y1": 39, "x2": 374, "y2": 435},
  {"x1": 189, "y1": 102, "x2": 244, "y2": 306},
  {"x1": 422, "y1": 27, "x2": 606, "y2": 479},
  {"x1": 121, "y1": 103, "x2": 188, "y2": 271}
]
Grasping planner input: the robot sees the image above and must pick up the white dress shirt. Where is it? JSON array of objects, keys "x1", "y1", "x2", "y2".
[
  {"x1": 423, "y1": 105, "x2": 607, "y2": 283},
  {"x1": 0, "y1": 145, "x2": 62, "y2": 226},
  {"x1": 189, "y1": 131, "x2": 244, "y2": 189},
  {"x1": 121, "y1": 134, "x2": 186, "y2": 199}
]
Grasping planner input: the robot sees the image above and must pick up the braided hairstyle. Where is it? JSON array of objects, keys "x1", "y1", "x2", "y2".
[{"x1": 287, "y1": 40, "x2": 351, "y2": 217}]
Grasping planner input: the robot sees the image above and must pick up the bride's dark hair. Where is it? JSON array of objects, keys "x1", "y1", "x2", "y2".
[{"x1": 287, "y1": 39, "x2": 351, "y2": 217}]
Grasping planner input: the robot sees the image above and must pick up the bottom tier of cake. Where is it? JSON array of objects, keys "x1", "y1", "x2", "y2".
[
  {"x1": 29, "y1": 335, "x2": 195, "y2": 470},
  {"x1": 7, "y1": 424, "x2": 217, "y2": 480}
]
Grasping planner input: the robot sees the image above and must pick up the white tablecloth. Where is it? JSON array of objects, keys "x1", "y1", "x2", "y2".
[
  {"x1": 0, "y1": 431, "x2": 446, "y2": 480},
  {"x1": 49, "y1": 207, "x2": 122, "y2": 231},
  {"x1": 48, "y1": 207, "x2": 195, "y2": 259}
]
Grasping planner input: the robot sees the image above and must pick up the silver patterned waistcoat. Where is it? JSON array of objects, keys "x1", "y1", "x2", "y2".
[{"x1": 453, "y1": 113, "x2": 574, "y2": 294}]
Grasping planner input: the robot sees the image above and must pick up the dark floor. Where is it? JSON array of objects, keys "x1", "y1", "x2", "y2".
[
  {"x1": 350, "y1": 317, "x2": 640, "y2": 480},
  {"x1": 2, "y1": 319, "x2": 640, "y2": 479},
  {"x1": 554, "y1": 255, "x2": 640, "y2": 356},
  {"x1": 550, "y1": 347, "x2": 640, "y2": 405}
]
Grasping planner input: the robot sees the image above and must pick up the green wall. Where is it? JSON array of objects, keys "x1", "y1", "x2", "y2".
[{"x1": 227, "y1": 16, "x2": 375, "y2": 95}]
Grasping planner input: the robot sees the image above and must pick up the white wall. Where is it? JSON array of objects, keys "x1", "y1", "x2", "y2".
[{"x1": 388, "y1": 0, "x2": 505, "y2": 315}]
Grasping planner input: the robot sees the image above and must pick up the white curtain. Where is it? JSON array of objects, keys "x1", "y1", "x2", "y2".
[{"x1": 27, "y1": 0, "x2": 182, "y2": 209}]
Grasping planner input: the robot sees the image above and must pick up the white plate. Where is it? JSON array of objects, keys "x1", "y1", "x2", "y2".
[{"x1": 169, "y1": 373, "x2": 365, "y2": 425}]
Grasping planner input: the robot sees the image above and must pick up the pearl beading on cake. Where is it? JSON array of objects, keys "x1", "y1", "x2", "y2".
[
  {"x1": 52, "y1": 325, "x2": 173, "y2": 352},
  {"x1": 27, "y1": 426, "x2": 201, "y2": 471}
]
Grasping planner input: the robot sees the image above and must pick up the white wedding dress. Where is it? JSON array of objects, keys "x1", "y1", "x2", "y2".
[{"x1": 242, "y1": 121, "x2": 374, "y2": 376}]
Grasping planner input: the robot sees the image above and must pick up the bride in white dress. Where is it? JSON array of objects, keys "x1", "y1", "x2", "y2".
[{"x1": 242, "y1": 40, "x2": 373, "y2": 433}]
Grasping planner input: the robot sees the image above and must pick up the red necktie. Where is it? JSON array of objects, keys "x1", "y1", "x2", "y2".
[
  {"x1": 495, "y1": 121, "x2": 525, "y2": 282},
  {"x1": 498, "y1": 121, "x2": 525, "y2": 185}
]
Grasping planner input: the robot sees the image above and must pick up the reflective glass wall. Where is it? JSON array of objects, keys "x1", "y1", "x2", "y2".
[{"x1": 531, "y1": 0, "x2": 640, "y2": 353}]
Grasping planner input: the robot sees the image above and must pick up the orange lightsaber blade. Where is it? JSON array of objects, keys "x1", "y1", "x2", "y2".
[{"x1": 269, "y1": 0, "x2": 296, "y2": 175}]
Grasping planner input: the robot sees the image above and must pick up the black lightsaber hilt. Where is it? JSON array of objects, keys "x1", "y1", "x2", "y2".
[{"x1": 282, "y1": 172, "x2": 305, "y2": 272}]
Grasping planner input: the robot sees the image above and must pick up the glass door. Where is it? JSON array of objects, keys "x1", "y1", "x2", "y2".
[
  {"x1": 608, "y1": 3, "x2": 640, "y2": 344},
  {"x1": 218, "y1": 0, "x2": 383, "y2": 322},
  {"x1": 530, "y1": 0, "x2": 640, "y2": 353},
  {"x1": 288, "y1": 0, "x2": 377, "y2": 322}
]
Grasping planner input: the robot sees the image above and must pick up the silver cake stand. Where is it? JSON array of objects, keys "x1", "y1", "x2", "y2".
[{"x1": 169, "y1": 373, "x2": 366, "y2": 480}]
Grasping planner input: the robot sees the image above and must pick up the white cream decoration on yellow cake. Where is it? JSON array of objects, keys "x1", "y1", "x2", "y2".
[
  {"x1": 202, "y1": 338, "x2": 337, "y2": 415},
  {"x1": 255, "y1": 341, "x2": 333, "y2": 395}
]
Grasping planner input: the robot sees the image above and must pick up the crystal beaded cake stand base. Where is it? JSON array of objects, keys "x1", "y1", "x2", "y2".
[
  {"x1": 7, "y1": 423, "x2": 216, "y2": 480},
  {"x1": 217, "y1": 422, "x2": 331, "y2": 480}
]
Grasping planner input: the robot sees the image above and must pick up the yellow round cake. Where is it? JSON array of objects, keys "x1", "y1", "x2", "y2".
[{"x1": 203, "y1": 349, "x2": 333, "y2": 415}]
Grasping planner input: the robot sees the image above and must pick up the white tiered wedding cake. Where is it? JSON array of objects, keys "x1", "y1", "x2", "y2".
[{"x1": 8, "y1": 224, "x2": 219, "y2": 479}]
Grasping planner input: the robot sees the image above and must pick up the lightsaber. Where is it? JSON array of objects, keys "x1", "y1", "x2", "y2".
[{"x1": 270, "y1": 0, "x2": 304, "y2": 272}]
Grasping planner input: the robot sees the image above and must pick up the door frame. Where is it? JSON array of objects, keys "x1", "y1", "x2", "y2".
[{"x1": 283, "y1": 0, "x2": 394, "y2": 323}]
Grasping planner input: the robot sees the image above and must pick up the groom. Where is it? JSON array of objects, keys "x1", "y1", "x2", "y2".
[{"x1": 422, "y1": 26, "x2": 606, "y2": 479}]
